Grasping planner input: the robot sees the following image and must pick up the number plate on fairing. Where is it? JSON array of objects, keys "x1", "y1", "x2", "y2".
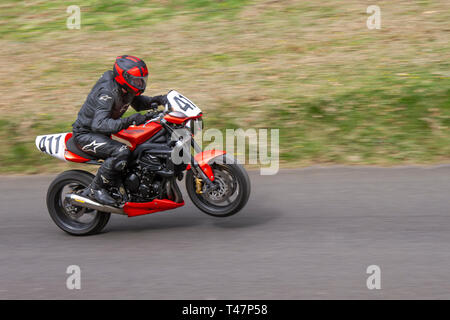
[
  {"x1": 35, "y1": 133, "x2": 70, "y2": 161},
  {"x1": 167, "y1": 90, "x2": 202, "y2": 117}
]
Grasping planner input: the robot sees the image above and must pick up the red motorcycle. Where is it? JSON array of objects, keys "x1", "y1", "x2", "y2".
[{"x1": 35, "y1": 90, "x2": 251, "y2": 235}]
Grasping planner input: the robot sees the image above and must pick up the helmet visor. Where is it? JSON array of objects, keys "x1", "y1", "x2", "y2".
[{"x1": 125, "y1": 73, "x2": 148, "y2": 91}]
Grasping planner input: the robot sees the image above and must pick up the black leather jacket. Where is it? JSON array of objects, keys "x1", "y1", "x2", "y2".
[{"x1": 72, "y1": 70, "x2": 160, "y2": 135}]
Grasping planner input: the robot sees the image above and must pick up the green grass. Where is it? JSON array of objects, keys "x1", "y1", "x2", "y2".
[
  {"x1": 272, "y1": 74, "x2": 450, "y2": 164},
  {"x1": 0, "y1": 0, "x2": 250, "y2": 39},
  {"x1": 1, "y1": 69, "x2": 447, "y2": 173},
  {"x1": 0, "y1": 0, "x2": 449, "y2": 172}
]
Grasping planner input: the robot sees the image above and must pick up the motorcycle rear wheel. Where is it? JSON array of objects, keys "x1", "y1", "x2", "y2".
[{"x1": 46, "y1": 170, "x2": 111, "y2": 236}]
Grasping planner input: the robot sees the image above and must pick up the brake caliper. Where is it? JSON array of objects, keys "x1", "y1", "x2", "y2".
[{"x1": 195, "y1": 177, "x2": 203, "y2": 194}]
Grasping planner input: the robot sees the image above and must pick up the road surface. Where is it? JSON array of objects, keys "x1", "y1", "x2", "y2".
[{"x1": 0, "y1": 166, "x2": 449, "y2": 299}]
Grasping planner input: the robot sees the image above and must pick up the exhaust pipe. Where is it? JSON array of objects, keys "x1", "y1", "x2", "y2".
[
  {"x1": 65, "y1": 194, "x2": 125, "y2": 215},
  {"x1": 165, "y1": 178, "x2": 183, "y2": 204}
]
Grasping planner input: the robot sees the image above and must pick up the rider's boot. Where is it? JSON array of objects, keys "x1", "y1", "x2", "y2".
[{"x1": 81, "y1": 167, "x2": 117, "y2": 207}]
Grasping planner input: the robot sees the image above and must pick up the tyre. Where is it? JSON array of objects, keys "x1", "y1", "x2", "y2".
[
  {"x1": 186, "y1": 155, "x2": 251, "y2": 217},
  {"x1": 46, "y1": 170, "x2": 111, "y2": 236}
]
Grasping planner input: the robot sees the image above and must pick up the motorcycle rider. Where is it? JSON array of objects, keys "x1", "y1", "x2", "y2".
[{"x1": 72, "y1": 55, "x2": 167, "y2": 206}]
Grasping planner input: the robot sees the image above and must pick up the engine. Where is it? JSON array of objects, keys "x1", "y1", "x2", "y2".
[
  {"x1": 124, "y1": 145, "x2": 186, "y2": 202},
  {"x1": 124, "y1": 153, "x2": 165, "y2": 202}
]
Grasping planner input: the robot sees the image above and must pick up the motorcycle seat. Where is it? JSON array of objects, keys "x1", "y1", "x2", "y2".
[{"x1": 66, "y1": 137, "x2": 97, "y2": 160}]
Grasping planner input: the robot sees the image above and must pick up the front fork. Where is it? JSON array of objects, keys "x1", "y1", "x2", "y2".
[
  {"x1": 189, "y1": 139, "x2": 215, "y2": 191},
  {"x1": 161, "y1": 118, "x2": 218, "y2": 192}
]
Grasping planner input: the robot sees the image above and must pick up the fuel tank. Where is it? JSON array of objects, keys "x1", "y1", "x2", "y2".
[{"x1": 112, "y1": 122, "x2": 163, "y2": 150}]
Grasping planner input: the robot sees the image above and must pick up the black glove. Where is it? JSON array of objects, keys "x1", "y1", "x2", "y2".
[
  {"x1": 149, "y1": 102, "x2": 159, "y2": 110},
  {"x1": 125, "y1": 113, "x2": 147, "y2": 126},
  {"x1": 149, "y1": 95, "x2": 168, "y2": 107},
  {"x1": 145, "y1": 110, "x2": 159, "y2": 120}
]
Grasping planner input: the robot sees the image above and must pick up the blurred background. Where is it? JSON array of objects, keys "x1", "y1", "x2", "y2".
[{"x1": 0, "y1": 0, "x2": 449, "y2": 173}]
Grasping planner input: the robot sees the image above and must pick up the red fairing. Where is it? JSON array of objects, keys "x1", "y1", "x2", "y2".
[
  {"x1": 63, "y1": 132, "x2": 91, "y2": 163},
  {"x1": 198, "y1": 162, "x2": 214, "y2": 181},
  {"x1": 186, "y1": 149, "x2": 227, "y2": 181},
  {"x1": 124, "y1": 199, "x2": 185, "y2": 217},
  {"x1": 164, "y1": 113, "x2": 202, "y2": 125},
  {"x1": 64, "y1": 150, "x2": 91, "y2": 163},
  {"x1": 112, "y1": 122, "x2": 162, "y2": 150},
  {"x1": 194, "y1": 149, "x2": 227, "y2": 164}
]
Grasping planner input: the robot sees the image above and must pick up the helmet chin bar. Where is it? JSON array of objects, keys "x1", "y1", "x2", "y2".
[
  {"x1": 116, "y1": 81, "x2": 142, "y2": 96},
  {"x1": 123, "y1": 72, "x2": 147, "y2": 94}
]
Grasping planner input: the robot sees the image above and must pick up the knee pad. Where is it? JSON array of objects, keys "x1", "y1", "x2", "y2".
[
  {"x1": 112, "y1": 145, "x2": 131, "y2": 161},
  {"x1": 108, "y1": 146, "x2": 130, "y2": 172},
  {"x1": 114, "y1": 160, "x2": 128, "y2": 171},
  {"x1": 102, "y1": 157, "x2": 127, "y2": 173}
]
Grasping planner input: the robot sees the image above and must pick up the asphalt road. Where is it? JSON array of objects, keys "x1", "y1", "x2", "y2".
[{"x1": 0, "y1": 166, "x2": 449, "y2": 299}]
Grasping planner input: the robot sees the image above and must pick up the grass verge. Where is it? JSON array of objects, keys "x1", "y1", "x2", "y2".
[{"x1": 0, "y1": 0, "x2": 449, "y2": 173}]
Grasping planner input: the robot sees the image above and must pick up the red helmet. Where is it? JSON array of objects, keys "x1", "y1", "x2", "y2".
[{"x1": 113, "y1": 55, "x2": 148, "y2": 95}]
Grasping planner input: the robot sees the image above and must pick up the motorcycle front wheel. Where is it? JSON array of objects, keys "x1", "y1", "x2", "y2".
[
  {"x1": 186, "y1": 155, "x2": 251, "y2": 217},
  {"x1": 46, "y1": 170, "x2": 111, "y2": 236}
]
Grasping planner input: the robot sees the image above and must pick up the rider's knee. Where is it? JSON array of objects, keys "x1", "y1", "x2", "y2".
[
  {"x1": 112, "y1": 145, "x2": 131, "y2": 160},
  {"x1": 111, "y1": 145, "x2": 130, "y2": 171},
  {"x1": 114, "y1": 160, "x2": 128, "y2": 171}
]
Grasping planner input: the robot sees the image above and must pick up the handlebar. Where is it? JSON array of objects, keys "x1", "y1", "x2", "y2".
[
  {"x1": 143, "y1": 111, "x2": 164, "y2": 127},
  {"x1": 142, "y1": 101, "x2": 172, "y2": 127}
]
